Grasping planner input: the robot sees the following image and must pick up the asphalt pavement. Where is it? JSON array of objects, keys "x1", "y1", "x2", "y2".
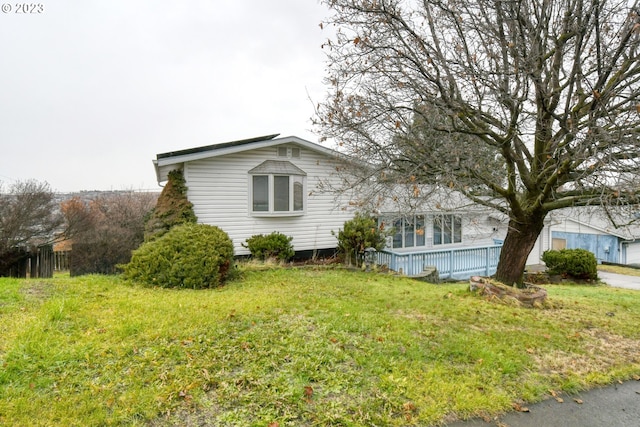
[
  {"x1": 445, "y1": 379, "x2": 640, "y2": 427},
  {"x1": 598, "y1": 271, "x2": 640, "y2": 291}
]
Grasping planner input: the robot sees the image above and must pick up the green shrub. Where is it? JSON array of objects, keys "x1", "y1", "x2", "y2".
[
  {"x1": 123, "y1": 223, "x2": 234, "y2": 288},
  {"x1": 542, "y1": 248, "x2": 598, "y2": 280},
  {"x1": 333, "y1": 212, "x2": 387, "y2": 267},
  {"x1": 144, "y1": 169, "x2": 197, "y2": 241},
  {"x1": 242, "y1": 232, "x2": 294, "y2": 261}
]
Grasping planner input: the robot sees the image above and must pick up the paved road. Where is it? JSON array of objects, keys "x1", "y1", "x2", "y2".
[
  {"x1": 598, "y1": 271, "x2": 640, "y2": 291},
  {"x1": 445, "y1": 380, "x2": 640, "y2": 427}
]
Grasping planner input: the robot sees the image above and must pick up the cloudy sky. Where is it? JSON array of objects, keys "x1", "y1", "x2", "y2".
[{"x1": 0, "y1": 0, "x2": 332, "y2": 192}]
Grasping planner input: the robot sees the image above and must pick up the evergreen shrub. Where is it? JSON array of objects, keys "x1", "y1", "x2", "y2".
[
  {"x1": 542, "y1": 248, "x2": 598, "y2": 280},
  {"x1": 123, "y1": 223, "x2": 234, "y2": 288},
  {"x1": 333, "y1": 212, "x2": 387, "y2": 267},
  {"x1": 243, "y1": 232, "x2": 294, "y2": 261}
]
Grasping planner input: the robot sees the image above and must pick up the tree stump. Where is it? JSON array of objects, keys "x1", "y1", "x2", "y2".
[{"x1": 470, "y1": 276, "x2": 548, "y2": 308}]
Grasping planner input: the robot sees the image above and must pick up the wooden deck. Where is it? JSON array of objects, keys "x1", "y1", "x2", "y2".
[{"x1": 375, "y1": 244, "x2": 503, "y2": 280}]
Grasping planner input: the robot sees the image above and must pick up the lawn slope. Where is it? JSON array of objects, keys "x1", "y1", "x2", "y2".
[{"x1": 1, "y1": 268, "x2": 639, "y2": 426}]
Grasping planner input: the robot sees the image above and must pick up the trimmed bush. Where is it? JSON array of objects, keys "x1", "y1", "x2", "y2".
[
  {"x1": 123, "y1": 223, "x2": 234, "y2": 289},
  {"x1": 333, "y1": 212, "x2": 387, "y2": 267},
  {"x1": 542, "y1": 248, "x2": 598, "y2": 280},
  {"x1": 243, "y1": 232, "x2": 294, "y2": 261}
]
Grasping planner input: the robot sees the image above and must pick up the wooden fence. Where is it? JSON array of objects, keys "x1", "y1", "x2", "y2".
[
  {"x1": 375, "y1": 244, "x2": 503, "y2": 280},
  {"x1": 53, "y1": 250, "x2": 70, "y2": 271},
  {"x1": 1, "y1": 245, "x2": 56, "y2": 278}
]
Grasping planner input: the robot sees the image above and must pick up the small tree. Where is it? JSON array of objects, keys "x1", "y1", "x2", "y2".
[
  {"x1": 333, "y1": 212, "x2": 387, "y2": 267},
  {"x1": 144, "y1": 169, "x2": 197, "y2": 241}
]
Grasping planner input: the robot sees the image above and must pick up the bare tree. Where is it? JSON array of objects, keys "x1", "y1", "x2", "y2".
[
  {"x1": 61, "y1": 191, "x2": 158, "y2": 275},
  {"x1": 0, "y1": 180, "x2": 62, "y2": 251},
  {"x1": 317, "y1": 0, "x2": 640, "y2": 285},
  {"x1": 0, "y1": 180, "x2": 62, "y2": 275}
]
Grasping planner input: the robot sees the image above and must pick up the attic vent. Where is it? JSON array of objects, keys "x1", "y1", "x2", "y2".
[{"x1": 277, "y1": 146, "x2": 301, "y2": 158}]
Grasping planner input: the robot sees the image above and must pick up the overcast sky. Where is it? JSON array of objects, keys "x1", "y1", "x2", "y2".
[{"x1": 0, "y1": 1, "x2": 332, "y2": 192}]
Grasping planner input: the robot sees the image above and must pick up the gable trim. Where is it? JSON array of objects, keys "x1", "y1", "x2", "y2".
[{"x1": 248, "y1": 160, "x2": 307, "y2": 176}]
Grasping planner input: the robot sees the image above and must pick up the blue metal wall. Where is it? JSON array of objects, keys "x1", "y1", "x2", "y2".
[{"x1": 551, "y1": 231, "x2": 619, "y2": 263}]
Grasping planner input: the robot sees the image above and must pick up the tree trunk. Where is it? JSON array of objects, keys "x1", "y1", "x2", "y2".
[{"x1": 494, "y1": 217, "x2": 546, "y2": 287}]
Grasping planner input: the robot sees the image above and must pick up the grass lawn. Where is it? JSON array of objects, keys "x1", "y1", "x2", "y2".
[{"x1": 1, "y1": 267, "x2": 639, "y2": 426}]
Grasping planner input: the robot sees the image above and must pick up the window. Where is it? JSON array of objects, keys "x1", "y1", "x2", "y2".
[
  {"x1": 249, "y1": 160, "x2": 306, "y2": 215},
  {"x1": 433, "y1": 214, "x2": 462, "y2": 245},
  {"x1": 389, "y1": 215, "x2": 426, "y2": 249},
  {"x1": 277, "y1": 146, "x2": 300, "y2": 158},
  {"x1": 252, "y1": 176, "x2": 269, "y2": 212}
]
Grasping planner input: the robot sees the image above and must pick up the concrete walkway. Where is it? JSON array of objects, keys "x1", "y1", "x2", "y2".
[
  {"x1": 445, "y1": 380, "x2": 640, "y2": 427},
  {"x1": 598, "y1": 271, "x2": 640, "y2": 291}
]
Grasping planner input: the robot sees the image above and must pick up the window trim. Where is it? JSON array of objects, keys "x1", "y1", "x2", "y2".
[
  {"x1": 433, "y1": 214, "x2": 462, "y2": 246},
  {"x1": 386, "y1": 215, "x2": 427, "y2": 249},
  {"x1": 248, "y1": 160, "x2": 307, "y2": 217},
  {"x1": 381, "y1": 213, "x2": 463, "y2": 249}
]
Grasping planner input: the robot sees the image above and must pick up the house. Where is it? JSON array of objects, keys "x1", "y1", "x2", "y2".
[
  {"x1": 154, "y1": 134, "x2": 640, "y2": 278},
  {"x1": 153, "y1": 136, "x2": 510, "y2": 277},
  {"x1": 153, "y1": 134, "x2": 356, "y2": 258},
  {"x1": 527, "y1": 207, "x2": 640, "y2": 266}
]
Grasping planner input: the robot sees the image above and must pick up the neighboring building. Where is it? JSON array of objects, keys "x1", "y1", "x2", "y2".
[
  {"x1": 527, "y1": 207, "x2": 640, "y2": 266},
  {"x1": 153, "y1": 134, "x2": 356, "y2": 257}
]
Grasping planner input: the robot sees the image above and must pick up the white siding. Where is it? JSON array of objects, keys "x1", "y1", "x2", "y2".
[
  {"x1": 184, "y1": 145, "x2": 355, "y2": 255},
  {"x1": 527, "y1": 234, "x2": 543, "y2": 265},
  {"x1": 551, "y1": 220, "x2": 609, "y2": 235},
  {"x1": 380, "y1": 211, "x2": 506, "y2": 252},
  {"x1": 623, "y1": 242, "x2": 640, "y2": 264}
]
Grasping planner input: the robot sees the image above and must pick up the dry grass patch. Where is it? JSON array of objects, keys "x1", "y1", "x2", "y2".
[{"x1": 534, "y1": 329, "x2": 640, "y2": 380}]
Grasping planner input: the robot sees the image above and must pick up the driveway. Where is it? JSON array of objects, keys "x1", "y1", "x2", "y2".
[{"x1": 598, "y1": 271, "x2": 640, "y2": 291}]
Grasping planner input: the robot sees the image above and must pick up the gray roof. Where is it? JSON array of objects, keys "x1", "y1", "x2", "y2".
[
  {"x1": 248, "y1": 160, "x2": 306, "y2": 176},
  {"x1": 156, "y1": 134, "x2": 280, "y2": 160}
]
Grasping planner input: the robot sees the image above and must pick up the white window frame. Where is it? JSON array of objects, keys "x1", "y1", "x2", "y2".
[
  {"x1": 277, "y1": 146, "x2": 301, "y2": 159},
  {"x1": 384, "y1": 215, "x2": 427, "y2": 249},
  {"x1": 433, "y1": 214, "x2": 462, "y2": 246},
  {"x1": 250, "y1": 174, "x2": 306, "y2": 217}
]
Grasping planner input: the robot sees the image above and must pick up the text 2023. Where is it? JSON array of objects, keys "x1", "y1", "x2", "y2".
[{"x1": 13, "y1": 3, "x2": 44, "y2": 13}]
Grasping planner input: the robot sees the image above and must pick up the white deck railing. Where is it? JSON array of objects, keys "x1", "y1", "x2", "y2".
[{"x1": 375, "y1": 244, "x2": 503, "y2": 280}]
